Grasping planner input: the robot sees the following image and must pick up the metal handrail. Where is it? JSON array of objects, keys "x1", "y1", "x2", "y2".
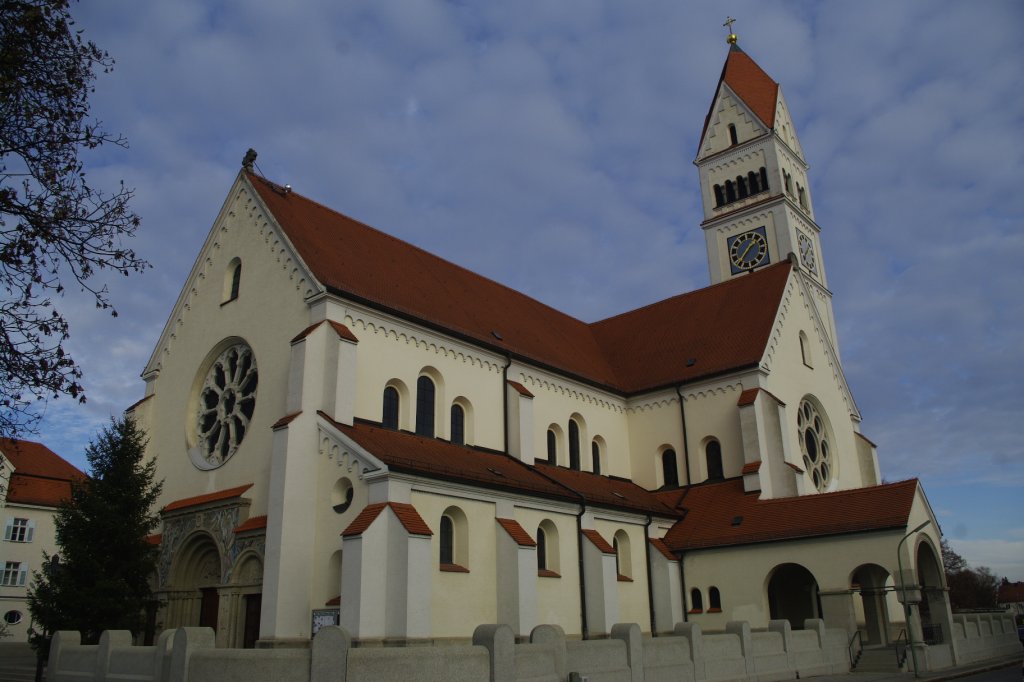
[
  {"x1": 894, "y1": 629, "x2": 909, "y2": 668},
  {"x1": 848, "y1": 630, "x2": 864, "y2": 668}
]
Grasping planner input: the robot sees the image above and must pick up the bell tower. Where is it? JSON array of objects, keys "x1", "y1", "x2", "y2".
[{"x1": 695, "y1": 29, "x2": 837, "y2": 344}]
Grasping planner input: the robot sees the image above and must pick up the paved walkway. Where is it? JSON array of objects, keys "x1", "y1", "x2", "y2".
[{"x1": 807, "y1": 653, "x2": 1023, "y2": 682}]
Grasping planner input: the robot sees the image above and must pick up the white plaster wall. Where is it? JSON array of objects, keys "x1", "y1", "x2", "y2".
[
  {"x1": 594, "y1": 518, "x2": 651, "y2": 631},
  {"x1": 624, "y1": 391, "x2": 683, "y2": 489},
  {"x1": 513, "y1": 506, "x2": 583, "y2": 635}
]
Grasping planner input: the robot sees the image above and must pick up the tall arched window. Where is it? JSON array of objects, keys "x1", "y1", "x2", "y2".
[
  {"x1": 725, "y1": 180, "x2": 736, "y2": 203},
  {"x1": 799, "y1": 331, "x2": 813, "y2": 368},
  {"x1": 706, "y1": 440, "x2": 724, "y2": 480},
  {"x1": 737, "y1": 175, "x2": 749, "y2": 199},
  {"x1": 759, "y1": 167, "x2": 769, "y2": 191},
  {"x1": 709, "y1": 586, "x2": 722, "y2": 611},
  {"x1": 662, "y1": 449, "x2": 679, "y2": 487},
  {"x1": 568, "y1": 420, "x2": 581, "y2": 470},
  {"x1": 748, "y1": 170, "x2": 760, "y2": 194},
  {"x1": 223, "y1": 258, "x2": 242, "y2": 302},
  {"x1": 415, "y1": 376, "x2": 435, "y2": 437},
  {"x1": 537, "y1": 526, "x2": 548, "y2": 571},
  {"x1": 450, "y1": 403, "x2": 465, "y2": 445},
  {"x1": 440, "y1": 515, "x2": 454, "y2": 565},
  {"x1": 713, "y1": 184, "x2": 725, "y2": 207},
  {"x1": 591, "y1": 441, "x2": 601, "y2": 475},
  {"x1": 614, "y1": 530, "x2": 632, "y2": 580},
  {"x1": 546, "y1": 429, "x2": 557, "y2": 465},
  {"x1": 690, "y1": 588, "x2": 704, "y2": 612},
  {"x1": 382, "y1": 386, "x2": 399, "y2": 429}
]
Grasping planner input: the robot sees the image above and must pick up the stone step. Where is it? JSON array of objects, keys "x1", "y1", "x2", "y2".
[{"x1": 853, "y1": 647, "x2": 908, "y2": 672}]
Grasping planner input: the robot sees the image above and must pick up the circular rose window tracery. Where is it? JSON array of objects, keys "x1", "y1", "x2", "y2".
[
  {"x1": 797, "y1": 398, "x2": 833, "y2": 492},
  {"x1": 193, "y1": 343, "x2": 257, "y2": 469}
]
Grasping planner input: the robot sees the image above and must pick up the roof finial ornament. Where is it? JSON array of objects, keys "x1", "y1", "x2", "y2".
[
  {"x1": 723, "y1": 16, "x2": 738, "y2": 45},
  {"x1": 242, "y1": 148, "x2": 257, "y2": 171}
]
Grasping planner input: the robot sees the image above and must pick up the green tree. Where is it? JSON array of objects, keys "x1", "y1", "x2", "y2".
[
  {"x1": 0, "y1": 0, "x2": 147, "y2": 438},
  {"x1": 27, "y1": 416, "x2": 162, "y2": 652}
]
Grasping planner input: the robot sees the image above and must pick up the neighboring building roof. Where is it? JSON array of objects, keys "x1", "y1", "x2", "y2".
[
  {"x1": 998, "y1": 581, "x2": 1024, "y2": 604},
  {"x1": 0, "y1": 438, "x2": 85, "y2": 507},
  {"x1": 663, "y1": 478, "x2": 919, "y2": 551},
  {"x1": 163, "y1": 483, "x2": 253, "y2": 513},
  {"x1": 248, "y1": 173, "x2": 792, "y2": 395}
]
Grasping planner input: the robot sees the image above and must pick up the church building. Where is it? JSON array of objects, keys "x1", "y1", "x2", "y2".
[{"x1": 130, "y1": 37, "x2": 954, "y2": 664}]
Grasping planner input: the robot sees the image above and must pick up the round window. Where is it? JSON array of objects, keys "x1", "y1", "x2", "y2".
[
  {"x1": 797, "y1": 398, "x2": 833, "y2": 492},
  {"x1": 190, "y1": 342, "x2": 258, "y2": 469},
  {"x1": 3, "y1": 610, "x2": 22, "y2": 625},
  {"x1": 332, "y1": 477, "x2": 354, "y2": 514}
]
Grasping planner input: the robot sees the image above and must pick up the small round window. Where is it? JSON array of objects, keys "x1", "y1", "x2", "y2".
[
  {"x1": 191, "y1": 342, "x2": 258, "y2": 469},
  {"x1": 3, "y1": 610, "x2": 22, "y2": 625},
  {"x1": 797, "y1": 398, "x2": 833, "y2": 492}
]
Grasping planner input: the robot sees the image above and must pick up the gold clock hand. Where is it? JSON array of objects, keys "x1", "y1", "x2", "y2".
[{"x1": 738, "y1": 240, "x2": 754, "y2": 261}]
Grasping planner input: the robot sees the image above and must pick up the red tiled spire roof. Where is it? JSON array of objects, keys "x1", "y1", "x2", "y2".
[
  {"x1": 699, "y1": 45, "x2": 780, "y2": 150},
  {"x1": 663, "y1": 478, "x2": 919, "y2": 551},
  {"x1": 248, "y1": 174, "x2": 792, "y2": 395},
  {"x1": 0, "y1": 438, "x2": 85, "y2": 507}
]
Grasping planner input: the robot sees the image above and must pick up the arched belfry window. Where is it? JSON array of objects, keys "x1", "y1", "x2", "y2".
[
  {"x1": 662, "y1": 449, "x2": 679, "y2": 487},
  {"x1": 450, "y1": 403, "x2": 465, "y2": 445},
  {"x1": 568, "y1": 420, "x2": 581, "y2": 470},
  {"x1": 713, "y1": 184, "x2": 725, "y2": 207},
  {"x1": 725, "y1": 180, "x2": 736, "y2": 203},
  {"x1": 737, "y1": 175, "x2": 749, "y2": 199},
  {"x1": 706, "y1": 440, "x2": 724, "y2": 481},
  {"x1": 728, "y1": 124, "x2": 739, "y2": 146},
  {"x1": 759, "y1": 167, "x2": 769, "y2": 191},
  {"x1": 415, "y1": 376, "x2": 435, "y2": 437},
  {"x1": 382, "y1": 386, "x2": 400, "y2": 429}
]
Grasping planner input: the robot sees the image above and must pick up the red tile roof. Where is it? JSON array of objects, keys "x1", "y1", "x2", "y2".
[
  {"x1": 998, "y1": 581, "x2": 1024, "y2": 604},
  {"x1": 125, "y1": 394, "x2": 154, "y2": 413},
  {"x1": 291, "y1": 320, "x2": 359, "y2": 344},
  {"x1": 741, "y1": 461, "x2": 761, "y2": 474},
  {"x1": 146, "y1": 534, "x2": 162, "y2": 546},
  {"x1": 341, "y1": 502, "x2": 433, "y2": 537},
  {"x1": 497, "y1": 518, "x2": 537, "y2": 547},
  {"x1": 582, "y1": 529, "x2": 615, "y2": 554},
  {"x1": 249, "y1": 174, "x2": 791, "y2": 395},
  {"x1": 272, "y1": 412, "x2": 302, "y2": 429},
  {"x1": 163, "y1": 483, "x2": 253, "y2": 513},
  {"x1": 533, "y1": 462, "x2": 679, "y2": 516},
  {"x1": 700, "y1": 45, "x2": 780, "y2": 152},
  {"x1": 0, "y1": 438, "x2": 85, "y2": 507},
  {"x1": 663, "y1": 478, "x2": 919, "y2": 551},
  {"x1": 649, "y1": 538, "x2": 677, "y2": 561},
  {"x1": 234, "y1": 515, "x2": 268, "y2": 533},
  {"x1": 507, "y1": 381, "x2": 534, "y2": 398}
]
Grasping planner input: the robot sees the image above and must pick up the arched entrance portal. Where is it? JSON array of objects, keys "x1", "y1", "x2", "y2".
[
  {"x1": 916, "y1": 541, "x2": 948, "y2": 644},
  {"x1": 768, "y1": 563, "x2": 821, "y2": 628},
  {"x1": 166, "y1": 532, "x2": 224, "y2": 632},
  {"x1": 852, "y1": 564, "x2": 893, "y2": 645}
]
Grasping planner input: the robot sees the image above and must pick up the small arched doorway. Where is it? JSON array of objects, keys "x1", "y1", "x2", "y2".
[
  {"x1": 767, "y1": 563, "x2": 821, "y2": 628},
  {"x1": 852, "y1": 564, "x2": 893, "y2": 645}
]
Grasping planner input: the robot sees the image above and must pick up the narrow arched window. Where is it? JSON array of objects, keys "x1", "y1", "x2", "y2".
[
  {"x1": 415, "y1": 376, "x2": 435, "y2": 437},
  {"x1": 706, "y1": 440, "x2": 724, "y2": 481},
  {"x1": 713, "y1": 184, "x2": 725, "y2": 207},
  {"x1": 784, "y1": 171, "x2": 792, "y2": 195},
  {"x1": 450, "y1": 403, "x2": 465, "y2": 445},
  {"x1": 568, "y1": 420, "x2": 581, "y2": 470},
  {"x1": 798, "y1": 185, "x2": 806, "y2": 209},
  {"x1": 230, "y1": 263, "x2": 242, "y2": 299},
  {"x1": 709, "y1": 586, "x2": 722, "y2": 611},
  {"x1": 382, "y1": 386, "x2": 399, "y2": 429},
  {"x1": 547, "y1": 429, "x2": 557, "y2": 465},
  {"x1": 737, "y1": 176, "x2": 748, "y2": 199},
  {"x1": 591, "y1": 441, "x2": 601, "y2": 475},
  {"x1": 725, "y1": 180, "x2": 736, "y2": 203},
  {"x1": 728, "y1": 124, "x2": 738, "y2": 146},
  {"x1": 759, "y1": 167, "x2": 769, "y2": 191},
  {"x1": 662, "y1": 449, "x2": 679, "y2": 487},
  {"x1": 691, "y1": 588, "x2": 704, "y2": 612},
  {"x1": 748, "y1": 171, "x2": 760, "y2": 194},
  {"x1": 223, "y1": 258, "x2": 242, "y2": 303},
  {"x1": 537, "y1": 526, "x2": 547, "y2": 571},
  {"x1": 440, "y1": 515, "x2": 454, "y2": 565},
  {"x1": 799, "y1": 331, "x2": 813, "y2": 368},
  {"x1": 614, "y1": 530, "x2": 632, "y2": 579}
]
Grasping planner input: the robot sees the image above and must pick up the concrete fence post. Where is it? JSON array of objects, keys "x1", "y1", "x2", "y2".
[
  {"x1": 610, "y1": 623, "x2": 644, "y2": 682},
  {"x1": 473, "y1": 624, "x2": 515, "y2": 682},
  {"x1": 96, "y1": 631, "x2": 132, "y2": 682},
  {"x1": 803, "y1": 619, "x2": 826, "y2": 648},
  {"x1": 726, "y1": 621, "x2": 754, "y2": 677},
  {"x1": 311, "y1": 626, "x2": 351, "y2": 682},
  {"x1": 152, "y1": 629, "x2": 175, "y2": 682},
  {"x1": 530, "y1": 624, "x2": 567, "y2": 680},
  {"x1": 168, "y1": 627, "x2": 215, "y2": 682},
  {"x1": 48, "y1": 630, "x2": 81, "y2": 678},
  {"x1": 673, "y1": 622, "x2": 705, "y2": 682}
]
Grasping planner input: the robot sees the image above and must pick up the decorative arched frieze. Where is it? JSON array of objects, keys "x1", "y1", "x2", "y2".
[
  {"x1": 624, "y1": 396, "x2": 678, "y2": 414},
  {"x1": 318, "y1": 427, "x2": 383, "y2": 480},
  {"x1": 680, "y1": 382, "x2": 743, "y2": 403},
  {"x1": 714, "y1": 210, "x2": 774, "y2": 236},
  {"x1": 342, "y1": 314, "x2": 504, "y2": 374},
  {"x1": 516, "y1": 371, "x2": 625, "y2": 414}
]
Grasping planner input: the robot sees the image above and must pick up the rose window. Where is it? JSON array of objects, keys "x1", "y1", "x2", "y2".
[
  {"x1": 195, "y1": 343, "x2": 257, "y2": 467},
  {"x1": 797, "y1": 399, "x2": 832, "y2": 492}
]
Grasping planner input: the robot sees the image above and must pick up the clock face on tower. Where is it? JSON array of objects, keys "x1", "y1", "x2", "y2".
[
  {"x1": 798, "y1": 232, "x2": 817, "y2": 273},
  {"x1": 727, "y1": 226, "x2": 770, "y2": 274}
]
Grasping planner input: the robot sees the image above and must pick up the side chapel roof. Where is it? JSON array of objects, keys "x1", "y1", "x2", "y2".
[
  {"x1": 662, "y1": 477, "x2": 919, "y2": 551},
  {"x1": 0, "y1": 438, "x2": 85, "y2": 507},
  {"x1": 248, "y1": 173, "x2": 791, "y2": 395}
]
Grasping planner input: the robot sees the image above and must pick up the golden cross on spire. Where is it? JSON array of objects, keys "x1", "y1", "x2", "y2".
[{"x1": 723, "y1": 16, "x2": 738, "y2": 45}]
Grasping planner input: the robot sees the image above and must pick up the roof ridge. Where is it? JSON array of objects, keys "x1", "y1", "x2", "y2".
[{"x1": 754, "y1": 478, "x2": 918, "y2": 506}]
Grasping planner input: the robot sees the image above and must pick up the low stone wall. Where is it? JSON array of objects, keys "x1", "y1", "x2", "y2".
[
  {"x1": 46, "y1": 619, "x2": 849, "y2": 682},
  {"x1": 949, "y1": 612, "x2": 1022, "y2": 666}
]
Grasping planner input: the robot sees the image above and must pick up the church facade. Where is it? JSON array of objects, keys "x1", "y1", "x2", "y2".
[{"x1": 130, "y1": 42, "x2": 954, "y2": 662}]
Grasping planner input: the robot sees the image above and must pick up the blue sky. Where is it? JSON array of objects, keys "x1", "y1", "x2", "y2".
[{"x1": 22, "y1": 1, "x2": 1024, "y2": 579}]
